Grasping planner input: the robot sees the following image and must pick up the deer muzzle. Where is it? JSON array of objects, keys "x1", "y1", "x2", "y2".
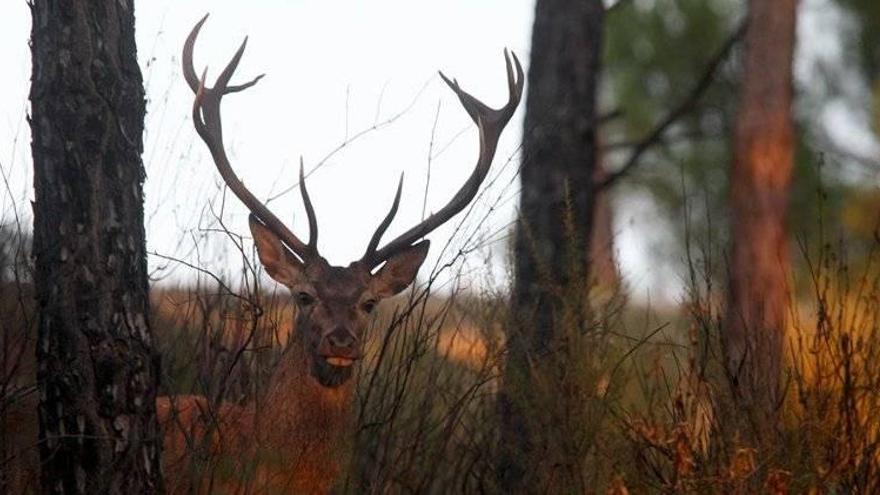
[{"x1": 318, "y1": 327, "x2": 360, "y2": 368}]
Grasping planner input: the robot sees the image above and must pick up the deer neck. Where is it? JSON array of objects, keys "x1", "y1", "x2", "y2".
[
  {"x1": 254, "y1": 339, "x2": 355, "y2": 452},
  {"x1": 157, "y1": 340, "x2": 356, "y2": 494}
]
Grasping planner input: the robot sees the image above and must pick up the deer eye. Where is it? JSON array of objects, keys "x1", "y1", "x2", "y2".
[
  {"x1": 296, "y1": 292, "x2": 315, "y2": 306},
  {"x1": 361, "y1": 299, "x2": 377, "y2": 314}
]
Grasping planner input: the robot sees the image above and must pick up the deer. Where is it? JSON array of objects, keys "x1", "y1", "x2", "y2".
[{"x1": 154, "y1": 14, "x2": 523, "y2": 494}]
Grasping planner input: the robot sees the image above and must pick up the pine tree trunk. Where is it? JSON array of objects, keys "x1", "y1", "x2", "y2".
[
  {"x1": 500, "y1": 0, "x2": 604, "y2": 490},
  {"x1": 725, "y1": 0, "x2": 798, "y2": 417},
  {"x1": 30, "y1": 1, "x2": 164, "y2": 492}
]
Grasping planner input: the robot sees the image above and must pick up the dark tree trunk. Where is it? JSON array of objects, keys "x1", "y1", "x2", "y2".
[
  {"x1": 514, "y1": 0, "x2": 604, "y2": 363},
  {"x1": 725, "y1": 0, "x2": 798, "y2": 419},
  {"x1": 30, "y1": 1, "x2": 164, "y2": 492},
  {"x1": 499, "y1": 0, "x2": 604, "y2": 490}
]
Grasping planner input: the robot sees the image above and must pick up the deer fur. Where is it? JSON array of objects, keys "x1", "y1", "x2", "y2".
[{"x1": 159, "y1": 345, "x2": 355, "y2": 494}]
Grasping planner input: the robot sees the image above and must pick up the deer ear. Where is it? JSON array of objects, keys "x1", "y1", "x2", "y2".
[
  {"x1": 249, "y1": 215, "x2": 306, "y2": 287},
  {"x1": 371, "y1": 241, "x2": 430, "y2": 299}
]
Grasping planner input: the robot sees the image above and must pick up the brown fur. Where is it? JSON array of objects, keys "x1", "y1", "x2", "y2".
[{"x1": 159, "y1": 341, "x2": 353, "y2": 494}]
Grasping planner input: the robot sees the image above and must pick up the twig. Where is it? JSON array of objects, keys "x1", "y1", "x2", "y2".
[
  {"x1": 265, "y1": 77, "x2": 432, "y2": 204},
  {"x1": 422, "y1": 100, "x2": 443, "y2": 220}
]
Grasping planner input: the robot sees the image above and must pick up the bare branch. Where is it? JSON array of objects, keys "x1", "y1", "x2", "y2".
[{"x1": 598, "y1": 20, "x2": 746, "y2": 190}]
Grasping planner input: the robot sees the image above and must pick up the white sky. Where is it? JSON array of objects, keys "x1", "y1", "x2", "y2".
[
  {"x1": 1, "y1": 0, "x2": 537, "y2": 295},
  {"x1": 1, "y1": 0, "x2": 877, "y2": 303}
]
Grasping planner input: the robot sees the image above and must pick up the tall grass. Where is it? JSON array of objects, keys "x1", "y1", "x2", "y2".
[
  {"x1": 609, "y1": 216, "x2": 880, "y2": 493},
  {"x1": 0, "y1": 222, "x2": 37, "y2": 493}
]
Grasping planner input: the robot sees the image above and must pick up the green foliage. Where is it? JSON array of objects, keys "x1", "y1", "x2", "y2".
[
  {"x1": 836, "y1": 0, "x2": 880, "y2": 82},
  {"x1": 603, "y1": 0, "x2": 879, "y2": 286},
  {"x1": 603, "y1": 0, "x2": 741, "y2": 261},
  {"x1": 604, "y1": 0, "x2": 738, "y2": 135},
  {"x1": 835, "y1": 0, "x2": 880, "y2": 138}
]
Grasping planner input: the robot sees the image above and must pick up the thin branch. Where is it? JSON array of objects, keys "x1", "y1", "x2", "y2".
[
  {"x1": 265, "y1": 77, "x2": 432, "y2": 204},
  {"x1": 599, "y1": 108, "x2": 624, "y2": 125},
  {"x1": 598, "y1": 20, "x2": 747, "y2": 190},
  {"x1": 601, "y1": 128, "x2": 721, "y2": 153},
  {"x1": 423, "y1": 100, "x2": 443, "y2": 220},
  {"x1": 148, "y1": 250, "x2": 253, "y2": 307}
]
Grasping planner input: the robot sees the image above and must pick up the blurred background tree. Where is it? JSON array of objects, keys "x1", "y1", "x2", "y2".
[
  {"x1": 724, "y1": 0, "x2": 798, "y2": 425},
  {"x1": 602, "y1": 0, "x2": 879, "y2": 286},
  {"x1": 503, "y1": 0, "x2": 605, "y2": 491}
]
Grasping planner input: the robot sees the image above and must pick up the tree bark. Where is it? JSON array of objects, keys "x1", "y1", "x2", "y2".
[
  {"x1": 725, "y1": 0, "x2": 798, "y2": 417},
  {"x1": 500, "y1": 0, "x2": 604, "y2": 490},
  {"x1": 30, "y1": 1, "x2": 164, "y2": 492}
]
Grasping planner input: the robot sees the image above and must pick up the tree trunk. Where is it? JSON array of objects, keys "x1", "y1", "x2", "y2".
[
  {"x1": 725, "y1": 0, "x2": 798, "y2": 418},
  {"x1": 500, "y1": 0, "x2": 604, "y2": 490},
  {"x1": 30, "y1": 1, "x2": 164, "y2": 492}
]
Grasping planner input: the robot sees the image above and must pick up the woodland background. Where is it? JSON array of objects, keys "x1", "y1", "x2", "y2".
[{"x1": 2, "y1": 0, "x2": 880, "y2": 493}]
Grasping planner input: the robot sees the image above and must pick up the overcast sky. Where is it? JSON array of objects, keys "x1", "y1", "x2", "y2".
[
  {"x1": 2, "y1": 0, "x2": 538, "y2": 294},
  {"x1": 1, "y1": 0, "x2": 877, "y2": 303}
]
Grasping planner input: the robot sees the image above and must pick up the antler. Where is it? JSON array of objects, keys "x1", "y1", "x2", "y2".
[
  {"x1": 183, "y1": 14, "x2": 319, "y2": 261},
  {"x1": 361, "y1": 50, "x2": 524, "y2": 268}
]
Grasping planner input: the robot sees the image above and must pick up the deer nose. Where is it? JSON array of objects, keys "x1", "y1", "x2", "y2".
[{"x1": 326, "y1": 327, "x2": 356, "y2": 349}]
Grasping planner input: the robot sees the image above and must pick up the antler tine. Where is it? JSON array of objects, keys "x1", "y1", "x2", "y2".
[
  {"x1": 182, "y1": 15, "x2": 208, "y2": 92},
  {"x1": 362, "y1": 173, "x2": 404, "y2": 263},
  {"x1": 438, "y1": 50, "x2": 524, "y2": 130},
  {"x1": 363, "y1": 51, "x2": 524, "y2": 268},
  {"x1": 299, "y1": 158, "x2": 319, "y2": 251},
  {"x1": 184, "y1": 14, "x2": 265, "y2": 95},
  {"x1": 185, "y1": 15, "x2": 315, "y2": 261}
]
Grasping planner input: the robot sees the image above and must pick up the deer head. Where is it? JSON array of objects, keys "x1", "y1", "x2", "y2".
[{"x1": 183, "y1": 15, "x2": 523, "y2": 388}]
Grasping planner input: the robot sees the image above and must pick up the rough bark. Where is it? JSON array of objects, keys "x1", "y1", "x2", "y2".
[
  {"x1": 500, "y1": 0, "x2": 604, "y2": 490},
  {"x1": 30, "y1": 1, "x2": 164, "y2": 492},
  {"x1": 725, "y1": 0, "x2": 798, "y2": 416}
]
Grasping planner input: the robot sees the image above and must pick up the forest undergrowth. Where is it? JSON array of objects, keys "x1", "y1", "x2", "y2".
[{"x1": 2, "y1": 204, "x2": 879, "y2": 493}]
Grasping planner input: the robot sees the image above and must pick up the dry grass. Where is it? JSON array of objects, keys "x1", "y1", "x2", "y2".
[{"x1": 3, "y1": 219, "x2": 880, "y2": 493}]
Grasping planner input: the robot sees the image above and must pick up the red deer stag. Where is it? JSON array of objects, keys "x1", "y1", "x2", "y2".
[{"x1": 158, "y1": 14, "x2": 523, "y2": 494}]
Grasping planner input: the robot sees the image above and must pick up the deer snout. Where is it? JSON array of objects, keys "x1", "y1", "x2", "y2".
[
  {"x1": 319, "y1": 327, "x2": 360, "y2": 367},
  {"x1": 326, "y1": 327, "x2": 356, "y2": 349}
]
